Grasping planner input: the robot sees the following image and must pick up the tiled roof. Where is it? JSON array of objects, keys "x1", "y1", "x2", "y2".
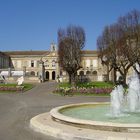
[
  {"x1": 81, "y1": 50, "x2": 98, "y2": 54},
  {"x1": 0, "y1": 51, "x2": 10, "y2": 57},
  {"x1": 4, "y1": 50, "x2": 98, "y2": 56},
  {"x1": 4, "y1": 51, "x2": 50, "y2": 56}
]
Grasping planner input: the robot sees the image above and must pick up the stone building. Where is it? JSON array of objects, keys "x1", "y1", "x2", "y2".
[
  {"x1": 0, "y1": 51, "x2": 10, "y2": 69},
  {"x1": 4, "y1": 43, "x2": 108, "y2": 82}
]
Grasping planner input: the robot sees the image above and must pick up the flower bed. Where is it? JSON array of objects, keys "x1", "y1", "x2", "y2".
[
  {"x1": 55, "y1": 82, "x2": 114, "y2": 96},
  {"x1": 53, "y1": 87, "x2": 113, "y2": 95},
  {"x1": 0, "y1": 86, "x2": 24, "y2": 92}
]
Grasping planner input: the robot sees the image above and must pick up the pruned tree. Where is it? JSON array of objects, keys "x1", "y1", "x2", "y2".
[
  {"x1": 118, "y1": 10, "x2": 140, "y2": 76},
  {"x1": 97, "y1": 24, "x2": 120, "y2": 83},
  {"x1": 97, "y1": 9, "x2": 140, "y2": 85},
  {"x1": 97, "y1": 28, "x2": 111, "y2": 82},
  {"x1": 97, "y1": 21, "x2": 133, "y2": 85},
  {"x1": 58, "y1": 25, "x2": 85, "y2": 86}
]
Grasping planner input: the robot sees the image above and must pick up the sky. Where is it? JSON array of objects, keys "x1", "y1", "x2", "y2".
[{"x1": 0, "y1": 0, "x2": 140, "y2": 51}]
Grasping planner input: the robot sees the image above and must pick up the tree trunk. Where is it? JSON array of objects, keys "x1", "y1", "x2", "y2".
[
  {"x1": 133, "y1": 65, "x2": 140, "y2": 78},
  {"x1": 71, "y1": 73, "x2": 76, "y2": 87},
  {"x1": 123, "y1": 74, "x2": 127, "y2": 86},
  {"x1": 138, "y1": 73, "x2": 140, "y2": 79},
  {"x1": 68, "y1": 72, "x2": 77, "y2": 87},
  {"x1": 113, "y1": 68, "x2": 117, "y2": 84},
  {"x1": 68, "y1": 73, "x2": 72, "y2": 84},
  {"x1": 106, "y1": 65, "x2": 109, "y2": 82}
]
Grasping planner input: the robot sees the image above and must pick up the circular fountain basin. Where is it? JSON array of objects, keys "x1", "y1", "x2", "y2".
[{"x1": 50, "y1": 102, "x2": 140, "y2": 132}]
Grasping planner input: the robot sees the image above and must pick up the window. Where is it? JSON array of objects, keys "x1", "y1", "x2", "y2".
[
  {"x1": 92, "y1": 60, "x2": 98, "y2": 67},
  {"x1": 60, "y1": 71, "x2": 62, "y2": 76},
  {"x1": 86, "y1": 59, "x2": 90, "y2": 67},
  {"x1": 17, "y1": 60, "x2": 21, "y2": 68},
  {"x1": 31, "y1": 60, "x2": 34, "y2": 67},
  {"x1": 36, "y1": 61, "x2": 40, "y2": 67},
  {"x1": 45, "y1": 60, "x2": 49, "y2": 67},
  {"x1": 52, "y1": 60, "x2": 56, "y2": 67}
]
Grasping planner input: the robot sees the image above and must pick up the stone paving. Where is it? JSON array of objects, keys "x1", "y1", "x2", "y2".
[
  {"x1": 30, "y1": 112, "x2": 140, "y2": 140},
  {"x1": 0, "y1": 81, "x2": 109, "y2": 140}
]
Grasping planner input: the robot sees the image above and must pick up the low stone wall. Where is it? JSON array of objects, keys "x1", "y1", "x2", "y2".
[
  {"x1": 0, "y1": 85, "x2": 24, "y2": 92},
  {"x1": 6, "y1": 76, "x2": 39, "y2": 83}
]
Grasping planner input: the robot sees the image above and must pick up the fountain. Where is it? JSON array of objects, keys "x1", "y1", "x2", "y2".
[
  {"x1": 30, "y1": 74, "x2": 140, "y2": 140},
  {"x1": 127, "y1": 74, "x2": 140, "y2": 112},
  {"x1": 110, "y1": 85, "x2": 124, "y2": 117},
  {"x1": 110, "y1": 73, "x2": 140, "y2": 117}
]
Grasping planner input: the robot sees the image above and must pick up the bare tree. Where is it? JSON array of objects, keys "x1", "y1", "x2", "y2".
[
  {"x1": 97, "y1": 23, "x2": 133, "y2": 85},
  {"x1": 97, "y1": 9, "x2": 140, "y2": 85},
  {"x1": 97, "y1": 24, "x2": 120, "y2": 83},
  {"x1": 118, "y1": 10, "x2": 140, "y2": 76},
  {"x1": 97, "y1": 33, "x2": 110, "y2": 82},
  {"x1": 58, "y1": 25, "x2": 85, "y2": 86}
]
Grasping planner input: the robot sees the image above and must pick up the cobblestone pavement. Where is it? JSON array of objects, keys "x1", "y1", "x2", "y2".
[{"x1": 0, "y1": 81, "x2": 109, "y2": 140}]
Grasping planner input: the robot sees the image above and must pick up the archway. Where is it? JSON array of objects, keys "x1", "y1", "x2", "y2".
[
  {"x1": 92, "y1": 71, "x2": 97, "y2": 75},
  {"x1": 86, "y1": 71, "x2": 91, "y2": 75},
  {"x1": 79, "y1": 71, "x2": 84, "y2": 76},
  {"x1": 31, "y1": 71, "x2": 35, "y2": 76},
  {"x1": 52, "y1": 71, "x2": 55, "y2": 80},
  {"x1": 46, "y1": 71, "x2": 49, "y2": 80}
]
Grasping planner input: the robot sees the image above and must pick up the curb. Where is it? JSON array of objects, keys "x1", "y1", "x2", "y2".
[{"x1": 30, "y1": 112, "x2": 140, "y2": 140}]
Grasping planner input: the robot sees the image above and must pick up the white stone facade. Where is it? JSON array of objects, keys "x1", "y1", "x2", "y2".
[{"x1": 3, "y1": 43, "x2": 108, "y2": 82}]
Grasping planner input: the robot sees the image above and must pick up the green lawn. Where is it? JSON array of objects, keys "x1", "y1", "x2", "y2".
[
  {"x1": 59, "y1": 81, "x2": 114, "y2": 88},
  {"x1": 0, "y1": 83, "x2": 34, "y2": 93}
]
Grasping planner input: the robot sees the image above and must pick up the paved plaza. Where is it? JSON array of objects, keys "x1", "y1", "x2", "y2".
[{"x1": 0, "y1": 82, "x2": 109, "y2": 140}]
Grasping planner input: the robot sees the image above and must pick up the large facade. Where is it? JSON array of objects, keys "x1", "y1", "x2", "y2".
[
  {"x1": 4, "y1": 43, "x2": 108, "y2": 82},
  {"x1": 0, "y1": 52, "x2": 10, "y2": 69}
]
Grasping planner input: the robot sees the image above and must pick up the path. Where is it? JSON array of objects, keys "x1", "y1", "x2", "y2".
[{"x1": 0, "y1": 81, "x2": 109, "y2": 140}]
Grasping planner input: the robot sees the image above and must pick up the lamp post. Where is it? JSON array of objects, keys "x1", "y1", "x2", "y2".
[{"x1": 102, "y1": 55, "x2": 109, "y2": 82}]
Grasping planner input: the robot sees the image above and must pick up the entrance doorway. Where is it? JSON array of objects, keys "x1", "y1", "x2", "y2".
[
  {"x1": 52, "y1": 71, "x2": 55, "y2": 80},
  {"x1": 46, "y1": 71, "x2": 49, "y2": 80}
]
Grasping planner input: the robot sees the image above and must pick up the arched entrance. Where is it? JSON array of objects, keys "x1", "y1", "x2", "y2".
[
  {"x1": 46, "y1": 71, "x2": 49, "y2": 80},
  {"x1": 80, "y1": 71, "x2": 84, "y2": 76},
  {"x1": 52, "y1": 71, "x2": 55, "y2": 80},
  {"x1": 79, "y1": 71, "x2": 85, "y2": 82},
  {"x1": 30, "y1": 71, "x2": 35, "y2": 76}
]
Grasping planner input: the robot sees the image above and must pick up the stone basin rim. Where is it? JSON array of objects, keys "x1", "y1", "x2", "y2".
[{"x1": 50, "y1": 102, "x2": 140, "y2": 129}]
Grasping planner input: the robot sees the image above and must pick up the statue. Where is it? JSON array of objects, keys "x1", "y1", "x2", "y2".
[{"x1": 17, "y1": 76, "x2": 24, "y2": 86}]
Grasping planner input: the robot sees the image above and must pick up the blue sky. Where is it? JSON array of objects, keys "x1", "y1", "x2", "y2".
[{"x1": 0, "y1": 0, "x2": 140, "y2": 51}]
